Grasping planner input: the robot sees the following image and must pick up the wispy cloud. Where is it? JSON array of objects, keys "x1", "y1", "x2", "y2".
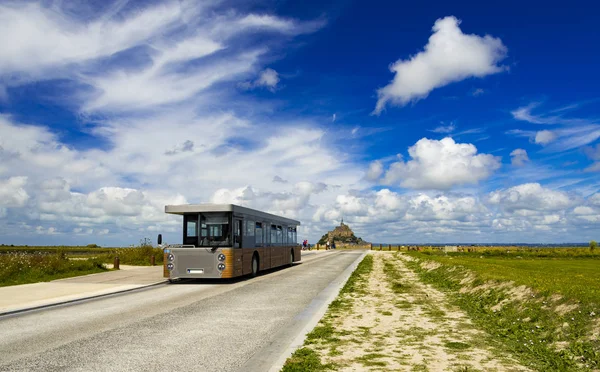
[
  {"x1": 509, "y1": 102, "x2": 600, "y2": 152},
  {"x1": 430, "y1": 122, "x2": 456, "y2": 133},
  {"x1": 471, "y1": 88, "x2": 485, "y2": 97}
]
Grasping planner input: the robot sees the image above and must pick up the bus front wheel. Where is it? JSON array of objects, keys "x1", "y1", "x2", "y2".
[{"x1": 251, "y1": 254, "x2": 259, "y2": 277}]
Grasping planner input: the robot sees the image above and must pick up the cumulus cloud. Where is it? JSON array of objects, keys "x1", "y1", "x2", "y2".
[
  {"x1": 535, "y1": 130, "x2": 556, "y2": 145},
  {"x1": 365, "y1": 160, "x2": 384, "y2": 181},
  {"x1": 510, "y1": 149, "x2": 529, "y2": 166},
  {"x1": 382, "y1": 137, "x2": 501, "y2": 190},
  {"x1": 309, "y1": 184, "x2": 599, "y2": 243},
  {"x1": 488, "y1": 183, "x2": 578, "y2": 213},
  {"x1": 0, "y1": 176, "x2": 29, "y2": 207},
  {"x1": 373, "y1": 16, "x2": 507, "y2": 114}
]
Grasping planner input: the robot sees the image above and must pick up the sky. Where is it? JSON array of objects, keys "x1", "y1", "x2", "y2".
[{"x1": 0, "y1": 0, "x2": 599, "y2": 246}]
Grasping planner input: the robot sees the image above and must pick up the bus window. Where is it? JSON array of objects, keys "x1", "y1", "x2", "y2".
[
  {"x1": 234, "y1": 219, "x2": 241, "y2": 248},
  {"x1": 271, "y1": 225, "x2": 277, "y2": 246},
  {"x1": 276, "y1": 225, "x2": 282, "y2": 245},
  {"x1": 198, "y1": 212, "x2": 231, "y2": 247},
  {"x1": 184, "y1": 214, "x2": 198, "y2": 245},
  {"x1": 246, "y1": 220, "x2": 255, "y2": 236},
  {"x1": 255, "y1": 222, "x2": 263, "y2": 246},
  {"x1": 264, "y1": 223, "x2": 270, "y2": 246}
]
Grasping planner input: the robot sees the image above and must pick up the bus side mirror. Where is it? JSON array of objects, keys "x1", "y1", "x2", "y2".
[{"x1": 157, "y1": 234, "x2": 162, "y2": 245}]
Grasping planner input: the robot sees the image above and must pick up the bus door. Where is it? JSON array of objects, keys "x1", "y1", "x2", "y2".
[
  {"x1": 234, "y1": 218, "x2": 242, "y2": 248},
  {"x1": 260, "y1": 222, "x2": 270, "y2": 269}
]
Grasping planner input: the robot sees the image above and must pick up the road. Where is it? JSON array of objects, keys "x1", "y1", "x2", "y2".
[{"x1": 0, "y1": 250, "x2": 363, "y2": 372}]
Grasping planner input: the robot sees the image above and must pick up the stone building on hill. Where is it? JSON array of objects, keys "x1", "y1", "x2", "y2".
[{"x1": 318, "y1": 219, "x2": 367, "y2": 245}]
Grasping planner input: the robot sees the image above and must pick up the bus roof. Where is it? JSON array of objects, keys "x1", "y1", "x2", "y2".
[{"x1": 164, "y1": 203, "x2": 301, "y2": 226}]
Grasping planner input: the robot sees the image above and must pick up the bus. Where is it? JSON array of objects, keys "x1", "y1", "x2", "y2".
[{"x1": 160, "y1": 204, "x2": 301, "y2": 280}]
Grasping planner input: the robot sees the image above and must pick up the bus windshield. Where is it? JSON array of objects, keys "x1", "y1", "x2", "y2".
[{"x1": 199, "y1": 212, "x2": 231, "y2": 247}]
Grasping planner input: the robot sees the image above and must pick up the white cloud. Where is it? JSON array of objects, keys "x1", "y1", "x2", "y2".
[
  {"x1": 584, "y1": 162, "x2": 600, "y2": 172},
  {"x1": 373, "y1": 16, "x2": 507, "y2": 114},
  {"x1": 240, "y1": 68, "x2": 280, "y2": 92},
  {"x1": 256, "y1": 68, "x2": 280, "y2": 89},
  {"x1": 535, "y1": 130, "x2": 556, "y2": 145},
  {"x1": 471, "y1": 88, "x2": 485, "y2": 96},
  {"x1": 488, "y1": 183, "x2": 578, "y2": 212},
  {"x1": 510, "y1": 148, "x2": 529, "y2": 166},
  {"x1": 510, "y1": 102, "x2": 600, "y2": 153},
  {"x1": 382, "y1": 137, "x2": 501, "y2": 190},
  {"x1": 0, "y1": 176, "x2": 29, "y2": 207},
  {"x1": 583, "y1": 144, "x2": 600, "y2": 172},
  {"x1": 365, "y1": 160, "x2": 384, "y2": 181},
  {"x1": 0, "y1": 1, "x2": 183, "y2": 77},
  {"x1": 430, "y1": 122, "x2": 456, "y2": 133}
]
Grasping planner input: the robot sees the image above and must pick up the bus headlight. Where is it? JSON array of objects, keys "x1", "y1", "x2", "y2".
[
  {"x1": 218, "y1": 253, "x2": 226, "y2": 262},
  {"x1": 167, "y1": 253, "x2": 175, "y2": 261},
  {"x1": 217, "y1": 263, "x2": 225, "y2": 271},
  {"x1": 167, "y1": 263, "x2": 174, "y2": 271}
]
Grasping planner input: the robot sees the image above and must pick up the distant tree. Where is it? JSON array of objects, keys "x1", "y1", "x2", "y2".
[
  {"x1": 139, "y1": 237, "x2": 153, "y2": 248},
  {"x1": 86, "y1": 244, "x2": 100, "y2": 248},
  {"x1": 590, "y1": 240, "x2": 598, "y2": 251}
]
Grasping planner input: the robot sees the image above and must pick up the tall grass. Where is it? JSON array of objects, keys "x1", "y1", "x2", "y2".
[
  {"x1": 96, "y1": 246, "x2": 164, "y2": 266},
  {"x1": 0, "y1": 251, "x2": 107, "y2": 287}
]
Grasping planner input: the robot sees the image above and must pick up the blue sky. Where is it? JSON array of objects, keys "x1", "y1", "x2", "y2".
[{"x1": 0, "y1": 0, "x2": 599, "y2": 246}]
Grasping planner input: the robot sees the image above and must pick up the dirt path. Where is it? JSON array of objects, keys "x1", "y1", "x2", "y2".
[{"x1": 307, "y1": 252, "x2": 529, "y2": 371}]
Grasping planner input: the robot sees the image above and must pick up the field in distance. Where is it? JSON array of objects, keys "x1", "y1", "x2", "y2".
[{"x1": 0, "y1": 245, "x2": 163, "y2": 287}]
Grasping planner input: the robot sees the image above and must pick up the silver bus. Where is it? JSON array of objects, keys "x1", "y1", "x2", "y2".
[{"x1": 161, "y1": 204, "x2": 301, "y2": 279}]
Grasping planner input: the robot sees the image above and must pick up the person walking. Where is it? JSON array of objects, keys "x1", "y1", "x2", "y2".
[{"x1": 326, "y1": 241, "x2": 330, "y2": 250}]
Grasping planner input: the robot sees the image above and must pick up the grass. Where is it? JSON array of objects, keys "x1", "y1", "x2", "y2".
[
  {"x1": 409, "y1": 251, "x2": 600, "y2": 311},
  {"x1": 1, "y1": 245, "x2": 164, "y2": 265},
  {"x1": 0, "y1": 251, "x2": 108, "y2": 287},
  {"x1": 0, "y1": 245, "x2": 165, "y2": 287},
  {"x1": 281, "y1": 348, "x2": 336, "y2": 372},
  {"x1": 406, "y1": 251, "x2": 600, "y2": 371}
]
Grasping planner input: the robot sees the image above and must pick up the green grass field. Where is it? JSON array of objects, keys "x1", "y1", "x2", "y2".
[
  {"x1": 0, "y1": 246, "x2": 165, "y2": 287},
  {"x1": 406, "y1": 250, "x2": 600, "y2": 371},
  {"x1": 411, "y1": 252, "x2": 600, "y2": 305}
]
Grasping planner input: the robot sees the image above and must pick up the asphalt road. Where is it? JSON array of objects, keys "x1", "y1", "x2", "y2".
[{"x1": 0, "y1": 250, "x2": 363, "y2": 372}]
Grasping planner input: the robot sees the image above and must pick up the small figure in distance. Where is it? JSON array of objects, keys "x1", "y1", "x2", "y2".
[
  {"x1": 326, "y1": 241, "x2": 330, "y2": 250},
  {"x1": 302, "y1": 239, "x2": 307, "y2": 251},
  {"x1": 332, "y1": 241, "x2": 336, "y2": 250}
]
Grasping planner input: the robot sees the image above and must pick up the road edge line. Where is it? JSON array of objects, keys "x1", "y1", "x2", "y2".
[
  {"x1": 0, "y1": 280, "x2": 168, "y2": 318},
  {"x1": 268, "y1": 250, "x2": 369, "y2": 372}
]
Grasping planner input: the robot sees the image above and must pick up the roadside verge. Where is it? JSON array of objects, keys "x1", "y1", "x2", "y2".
[
  {"x1": 240, "y1": 250, "x2": 368, "y2": 372},
  {"x1": 0, "y1": 265, "x2": 166, "y2": 316}
]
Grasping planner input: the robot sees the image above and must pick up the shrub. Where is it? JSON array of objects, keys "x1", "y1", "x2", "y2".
[{"x1": 590, "y1": 240, "x2": 598, "y2": 251}]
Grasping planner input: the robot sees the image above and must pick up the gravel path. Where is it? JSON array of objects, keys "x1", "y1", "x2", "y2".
[{"x1": 306, "y1": 252, "x2": 529, "y2": 371}]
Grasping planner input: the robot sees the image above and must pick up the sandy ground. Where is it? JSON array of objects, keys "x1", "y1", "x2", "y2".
[{"x1": 310, "y1": 251, "x2": 530, "y2": 371}]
